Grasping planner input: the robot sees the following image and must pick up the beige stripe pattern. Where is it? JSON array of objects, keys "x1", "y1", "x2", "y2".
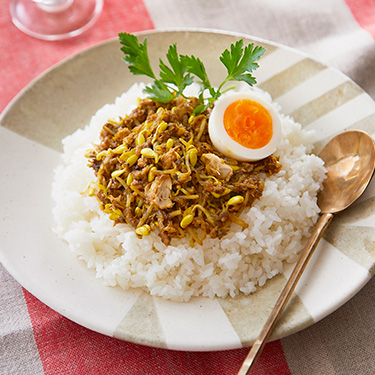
[
  {"x1": 258, "y1": 58, "x2": 326, "y2": 99},
  {"x1": 114, "y1": 292, "x2": 168, "y2": 348},
  {"x1": 219, "y1": 275, "x2": 314, "y2": 347},
  {"x1": 323, "y1": 197, "x2": 375, "y2": 276},
  {"x1": 289, "y1": 81, "x2": 364, "y2": 126}
]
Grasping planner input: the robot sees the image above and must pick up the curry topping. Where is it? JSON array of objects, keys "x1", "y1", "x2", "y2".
[{"x1": 86, "y1": 96, "x2": 281, "y2": 246}]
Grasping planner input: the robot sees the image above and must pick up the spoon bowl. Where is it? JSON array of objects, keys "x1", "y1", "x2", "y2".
[
  {"x1": 318, "y1": 130, "x2": 375, "y2": 213},
  {"x1": 239, "y1": 129, "x2": 375, "y2": 375}
]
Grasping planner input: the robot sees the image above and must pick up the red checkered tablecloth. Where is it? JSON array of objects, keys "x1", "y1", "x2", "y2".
[{"x1": 1, "y1": 1, "x2": 375, "y2": 374}]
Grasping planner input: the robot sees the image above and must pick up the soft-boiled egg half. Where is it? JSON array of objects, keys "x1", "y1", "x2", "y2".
[{"x1": 208, "y1": 92, "x2": 282, "y2": 161}]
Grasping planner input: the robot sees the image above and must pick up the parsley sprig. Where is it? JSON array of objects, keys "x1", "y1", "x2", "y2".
[{"x1": 119, "y1": 33, "x2": 265, "y2": 113}]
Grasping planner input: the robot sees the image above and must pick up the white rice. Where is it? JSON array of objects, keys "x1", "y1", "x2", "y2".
[{"x1": 51, "y1": 83, "x2": 326, "y2": 301}]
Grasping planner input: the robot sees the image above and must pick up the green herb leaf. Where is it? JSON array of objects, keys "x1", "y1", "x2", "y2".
[
  {"x1": 182, "y1": 55, "x2": 211, "y2": 90},
  {"x1": 233, "y1": 73, "x2": 257, "y2": 86},
  {"x1": 119, "y1": 32, "x2": 156, "y2": 79},
  {"x1": 143, "y1": 80, "x2": 175, "y2": 103},
  {"x1": 220, "y1": 40, "x2": 244, "y2": 77},
  {"x1": 159, "y1": 44, "x2": 193, "y2": 96},
  {"x1": 219, "y1": 40, "x2": 265, "y2": 89},
  {"x1": 193, "y1": 103, "x2": 210, "y2": 114}
]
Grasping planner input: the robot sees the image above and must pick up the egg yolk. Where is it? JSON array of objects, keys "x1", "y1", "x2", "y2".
[{"x1": 223, "y1": 99, "x2": 273, "y2": 149}]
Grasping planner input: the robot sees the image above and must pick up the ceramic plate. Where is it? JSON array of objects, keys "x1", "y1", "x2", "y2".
[{"x1": 1, "y1": 29, "x2": 375, "y2": 351}]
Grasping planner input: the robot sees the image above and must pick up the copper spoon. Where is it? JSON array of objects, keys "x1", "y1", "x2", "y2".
[{"x1": 238, "y1": 130, "x2": 375, "y2": 375}]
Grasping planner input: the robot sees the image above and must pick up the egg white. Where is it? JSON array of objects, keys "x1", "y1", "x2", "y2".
[{"x1": 208, "y1": 91, "x2": 282, "y2": 161}]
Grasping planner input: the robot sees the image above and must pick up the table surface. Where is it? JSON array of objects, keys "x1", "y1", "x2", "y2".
[{"x1": 1, "y1": 1, "x2": 375, "y2": 374}]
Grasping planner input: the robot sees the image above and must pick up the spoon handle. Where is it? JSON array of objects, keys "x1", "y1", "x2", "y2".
[{"x1": 238, "y1": 212, "x2": 334, "y2": 375}]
